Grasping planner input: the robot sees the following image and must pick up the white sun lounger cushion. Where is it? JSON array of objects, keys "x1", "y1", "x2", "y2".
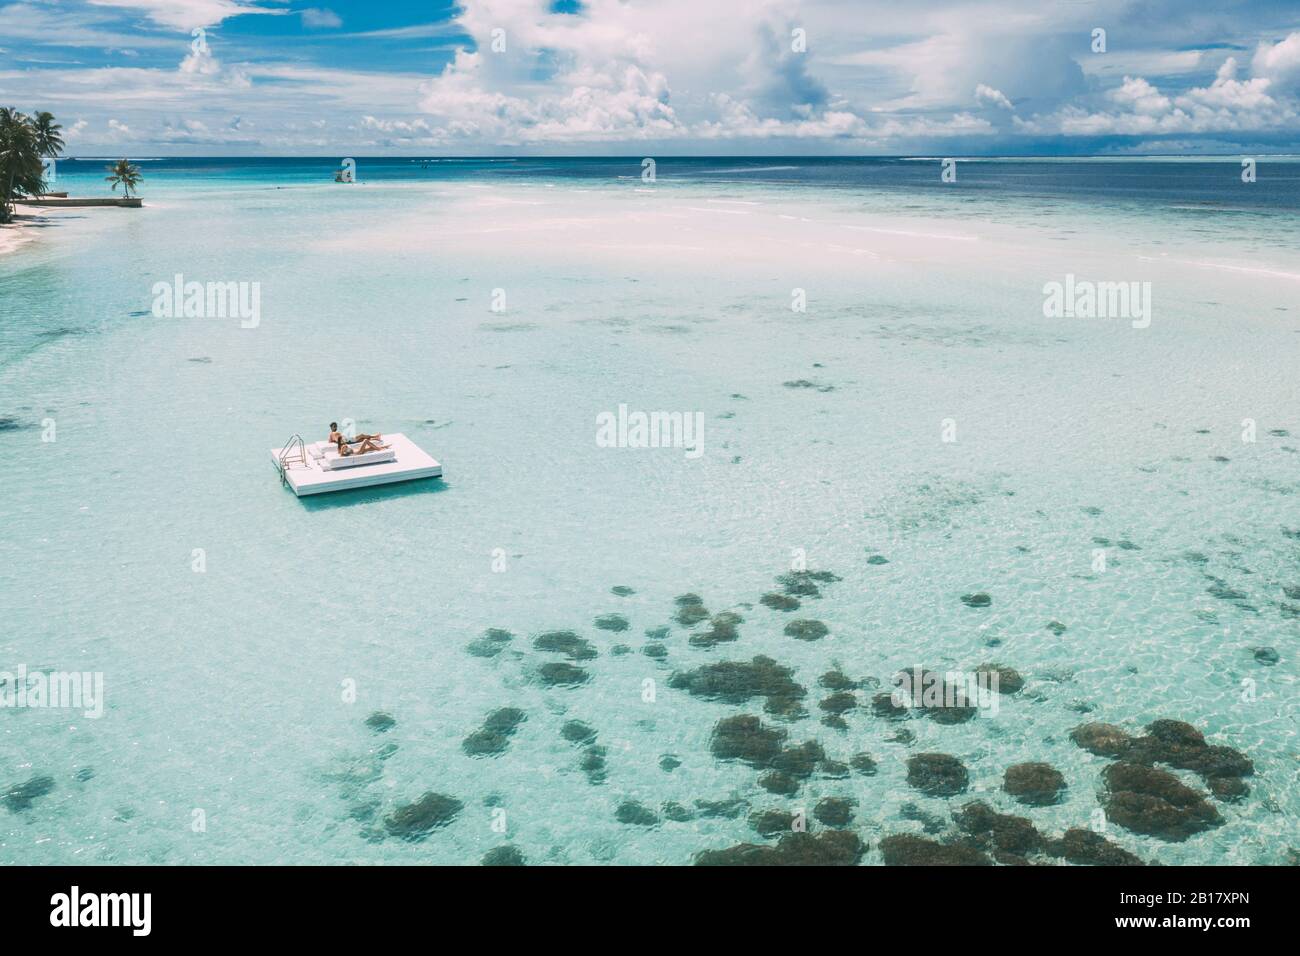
[{"x1": 320, "y1": 448, "x2": 396, "y2": 470}]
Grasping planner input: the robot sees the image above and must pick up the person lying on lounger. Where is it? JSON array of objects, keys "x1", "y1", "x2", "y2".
[
  {"x1": 337, "y1": 436, "x2": 387, "y2": 455},
  {"x1": 328, "y1": 422, "x2": 383, "y2": 446}
]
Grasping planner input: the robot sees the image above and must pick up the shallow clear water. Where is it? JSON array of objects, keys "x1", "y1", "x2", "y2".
[{"x1": 1, "y1": 159, "x2": 1296, "y2": 864}]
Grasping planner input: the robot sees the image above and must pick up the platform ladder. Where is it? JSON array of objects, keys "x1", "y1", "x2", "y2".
[{"x1": 276, "y1": 434, "x2": 308, "y2": 486}]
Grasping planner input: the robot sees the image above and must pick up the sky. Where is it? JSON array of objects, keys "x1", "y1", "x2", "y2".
[{"x1": 1, "y1": 0, "x2": 1299, "y2": 155}]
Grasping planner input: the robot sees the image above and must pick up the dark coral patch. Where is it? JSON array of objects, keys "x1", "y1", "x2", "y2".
[
  {"x1": 750, "y1": 809, "x2": 800, "y2": 837},
  {"x1": 819, "y1": 670, "x2": 857, "y2": 690},
  {"x1": 759, "y1": 771, "x2": 799, "y2": 795},
  {"x1": 1130, "y1": 719, "x2": 1254, "y2": 783},
  {"x1": 675, "y1": 606, "x2": 711, "y2": 628},
  {"x1": 819, "y1": 692, "x2": 856, "y2": 715},
  {"x1": 1003, "y1": 762, "x2": 1067, "y2": 806},
  {"x1": 1101, "y1": 762, "x2": 1223, "y2": 841},
  {"x1": 879, "y1": 834, "x2": 991, "y2": 866},
  {"x1": 771, "y1": 741, "x2": 825, "y2": 779},
  {"x1": 1070, "y1": 722, "x2": 1133, "y2": 757},
  {"x1": 785, "y1": 619, "x2": 828, "y2": 641},
  {"x1": 661, "y1": 801, "x2": 695, "y2": 822},
  {"x1": 615, "y1": 800, "x2": 660, "y2": 826},
  {"x1": 384, "y1": 792, "x2": 463, "y2": 840},
  {"x1": 777, "y1": 572, "x2": 821, "y2": 598},
  {"x1": 467, "y1": 628, "x2": 514, "y2": 658},
  {"x1": 690, "y1": 612, "x2": 742, "y2": 647},
  {"x1": 594, "y1": 614, "x2": 630, "y2": 632},
  {"x1": 483, "y1": 707, "x2": 524, "y2": 731},
  {"x1": 2, "y1": 775, "x2": 54, "y2": 812},
  {"x1": 895, "y1": 668, "x2": 976, "y2": 723},
  {"x1": 761, "y1": 592, "x2": 800, "y2": 611},
  {"x1": 709, "y1": 714, "x2": 787, "y2": 767},
  {"x1": 850, "y1": 753, "x2": 878, "y2": 776},
  {"x1": 537, "y1": 662, "x2": 590, "y2": 687},
  {"x1": 533, "y1": 631, "x2": 597, "y2": 660},
  {"x1": 955, "y1": 801, "x2": 1042, "y2": 855},
  {"x1": 871, "y1": 692, "x2": 909, "y2": 720},
  {"x1": 1132, "y1": 719, "x2": 1202, "y2": 751},
  {"x1": 1206, "y1": 776, "x2": 1249, "y2": 801},
  {"x1": 694, "y1": 798, "x2": 748, "y2": 819},
  {"x1": 781, "y1": 379, "x2": 836, "y2": 393},
  {"x1": 906, "y1": 753, "x2": 969, "y2": 797},
  {"x1": 561, "y1": 720, "x2": 597, "y2": 746},
  {"x1": 695, "y1": 831, "x2": 864, "y2": 866},
  {"x1": 673, "y1": 597, "x2": 711, "y2": 627},
  {"x1": 1045, "y1": 828, "x2": 1143, "y2": 866},
  {"x1": 364, "y1": 712, "x2": 396, "y2": 733},
  {"x1": 810, "y1": 572, "x2": 841, "y2": 582},
  {"x1": 580, "y1": 746, "x2": 607, "y2": 785},
  {"x1": 814, "y1": 797, "x2": 856, "y2": 828},
  {"x1": 1074, "y1": 719, "x2": 1254, "y2": 799},
  {"x1": 668, "y1": 655, "x2": 806, "y2": 716},
  {"x1": 777, "y1": 570, "x2": 840, "y2": 599},
  {"x1": 462, "y1": 707, "x2": 526, "y2": 757},
  {"x1": 976, "y1": 664, "x2": 1024, "y2": 694},
  {"x1": 482, "y1": 845, "x2": 526, "y2": 866}
]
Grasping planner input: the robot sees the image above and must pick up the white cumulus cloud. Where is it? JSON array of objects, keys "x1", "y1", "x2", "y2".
[
  {"x1": 88, "y1": 0, "x2": 285, "y2": 30},
  {"x1": 974, "y1": 84, "x2": 1014, "y2": 110},
  {"x1": 301, "y1": 8, "x2": 342, "y2": 30}
]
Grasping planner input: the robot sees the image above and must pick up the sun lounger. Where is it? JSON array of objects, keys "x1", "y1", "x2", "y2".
[
  {"x1": 319, "y1": 446, "x2": 395, "y2": 469},
  {"x1": 307, "y1": 439, "x2": 388, "y2": 460}
]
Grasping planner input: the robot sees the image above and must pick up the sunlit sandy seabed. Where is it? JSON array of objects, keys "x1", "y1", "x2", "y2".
[{"x1": 0, "y1": 163, "x2": 1296, "y2": 864}]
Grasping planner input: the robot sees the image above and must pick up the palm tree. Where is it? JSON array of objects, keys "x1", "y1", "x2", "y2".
[
  {"x1": 32, "y1": 111, "x2": 64, "y2": 159},
  {"x1": 0, "y1": 107, "x2": 45, "y2": 224},
  {"x1": 105, "y1": 159, "x2": 142, "y2": 199}
]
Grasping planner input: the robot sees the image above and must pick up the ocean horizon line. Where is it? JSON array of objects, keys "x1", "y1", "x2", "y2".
[{"x1": 58, "y1": 152, "x2": 1300, "y2": 161}]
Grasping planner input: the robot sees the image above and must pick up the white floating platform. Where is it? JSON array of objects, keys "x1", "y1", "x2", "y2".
[{"x1": 272, "y1": 433, "x2": 442, "y2": 496}]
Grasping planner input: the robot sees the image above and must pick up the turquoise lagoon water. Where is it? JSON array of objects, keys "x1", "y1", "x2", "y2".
[{"x1": 0, "y1": 158, "x2": 1297, "y2": 864}]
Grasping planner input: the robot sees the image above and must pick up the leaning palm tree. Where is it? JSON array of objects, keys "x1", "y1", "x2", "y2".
[
  {"x1": 105, "y1": 158, "x2": 142, "y2": 199},
  {"x1": 0, "y1": 107, "x2": 44, "y2": 224},
  {"x1": 30, "y1": 112, "x2": 63, "y2": 196}
]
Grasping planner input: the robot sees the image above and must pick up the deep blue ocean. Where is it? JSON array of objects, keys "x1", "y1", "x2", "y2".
[{"x1": 51, "y1": 155, "x2": 1300, "y2": 213}]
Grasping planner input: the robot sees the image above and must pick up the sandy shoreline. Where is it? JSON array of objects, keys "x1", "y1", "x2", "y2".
[{"x1": 0, "y1": 213, "x2": 49, "y2": 257}]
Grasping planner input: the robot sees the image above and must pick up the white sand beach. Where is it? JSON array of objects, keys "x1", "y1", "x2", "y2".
[{"x1": 0, "y1": 217, "x2": 40, "y2": 257}]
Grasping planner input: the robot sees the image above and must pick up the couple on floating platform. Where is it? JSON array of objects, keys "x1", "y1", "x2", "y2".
[{"x1": 328, "y1": 422, "x2": 388, "y2": 456}]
